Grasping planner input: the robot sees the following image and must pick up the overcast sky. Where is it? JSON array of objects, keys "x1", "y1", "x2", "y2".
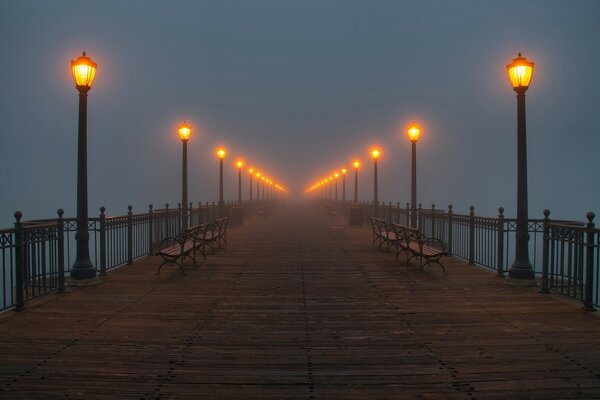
[{"x1": 1, "y1": 0, "x2": 599, "y2": 226}]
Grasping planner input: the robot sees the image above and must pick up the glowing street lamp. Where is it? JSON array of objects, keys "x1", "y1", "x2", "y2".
[
  {"x1": 70, "y1": 51, "x2": 97, "y2": 280},
  {"x1": 255, "y1": 172, "x2": 261, "y2": 200},
  {"x1": 261, "y1": 176, "x2": 266, "y2": 200},
  {"x1": 328, "y1": 176, "x2": 333, "y2": 200},
  {"x1": 341, "y1": 168, "x2": 347, "y2": 202},
  {"x1": 371, "y1": 149, "x2": 380, "y2": 216},
  {"x1": 507, "y1": 53, "x2": 535, "y2": 280},
  {"x1": 216, "y1": 148, "x2": 226, "y2": 206},
  {"x1": 236, "y1": 161, "x2": 243, "y2": 204},
  {"x1": 178, "y1": 121, "x2": 191, "y2": 230},
  {"x1": 407, "y1": 122, "x2": 421, "y2": 228},
  {"x1": 353, "y1": 160, "x2": 360, "y2": 203},
  {"x1": 334, "y1": 172, "x2": 339, "y2": 201},
  {"x1": 248, "y1": 168, "x2": 254, "y2": 203}
]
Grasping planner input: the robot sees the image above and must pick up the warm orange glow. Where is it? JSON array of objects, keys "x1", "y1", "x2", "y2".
[
  {"x1": 216, "y1": 148, "x2": 226, "y2": 159},
  {"x1": 249, "y1": 168, "x2": 254, "y2": 174},
  {"x1": 329, "y1": 176, "x2": 333, "y2": 181},
  {"x1": 507, "y1": 53, "x2": 534, "y2": 90},
  {"x1": 334, "y1": 173, "x2": 339, "y2": 178},
  {"x1": 262, "y1": 176, "x2": 266, "y2": 181},
  {"x1": 256, "y1": 173, "x2": 261, "y2": 178},
  {"x1": 178, "y1": 121, "x2": 191, "y2": 141},
  {"x1": 407, "y1": 122, "x2": 421, "y2": 143},
  {"x1": 371, "y1": 149, "x2": 381, "y2": 160},
  {"x1": 236, "y1": 160, "x2": 243, "y2": 169},
  {"x1": 71, "y1": 51, "x2": 97, "y2": 89},
  {"x1": 341, "y1": 168, "x2": 347, "y2": 174},
  {"x1": 353, "y1": 160, "x2": 360, "y2": 169}
]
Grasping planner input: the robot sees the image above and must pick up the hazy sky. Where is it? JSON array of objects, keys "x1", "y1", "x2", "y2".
[{"x1": 1, "y1": 0, "x2": 599, "y2": 226}]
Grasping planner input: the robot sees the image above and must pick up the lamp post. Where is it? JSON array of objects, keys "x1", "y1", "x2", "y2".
[
  {"x1": 507, "y1": 53, "x2": 535, "y2": 280},
  {"x1": 178, "y1": 122, "x2": 191, "y2": 230},
  {"x1": 407, "y1": 123, "x2": 421, "y2": 228},
  {"x1": 216, "y1": 148, "x2": 226, "y2": 207},
  {"x1": 70, "y1": 51, "x2": 97, "y2": 280},
  {"x1": 341, "y1": 169, "x2": 347, "y2": 202},
  {"x1": 248, "y1": 168, "x2": 254, "y2": 204},
  {"x1": 261, "y1": 176, "x2": 266, "y2": 200},
  {"x1": 255, "y1": 173, "x2": 261, "y2": 200},
  {"x1": 371, "y1": 149, "x2": 380, "y2": 217},
  {"x1": 334, "y1": 173, "x2": 339, "y2": 201},
  {"x1": 236, "y1": 161, "x2": 243, "y2": 204},
  {"x1": 328, "y1": 177, "x2": 333, "y2": 200},
  {"x1": 353, "y1": 161, "x2": 360, "y2": 203}
]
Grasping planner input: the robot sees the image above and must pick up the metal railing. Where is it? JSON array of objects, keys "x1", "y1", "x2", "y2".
[
  {"x1": 340, "y1": 200, "x2": 598, "y2": 309},
  {"x1": 0, "y1": 200, "x2": 258, "y2": 312}
]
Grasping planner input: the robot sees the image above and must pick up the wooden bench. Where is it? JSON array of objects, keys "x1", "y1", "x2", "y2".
[
  {"x1": 156, "y1": 223, "x2": 210, "y2": 275},
  {"x1": 369, "y1": 217, "x2": 397, "y2": 250},
  {"x1": 202, "y1": 217, "x2": 230, "y2": 253},
  {"x1": 390, "y1": 223, "x2": 447, "y2": 273}
]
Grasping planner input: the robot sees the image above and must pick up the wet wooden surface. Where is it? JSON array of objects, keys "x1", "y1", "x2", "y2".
[{"x1": 1, "y1": 203, "x2": 600, "y2": 399}]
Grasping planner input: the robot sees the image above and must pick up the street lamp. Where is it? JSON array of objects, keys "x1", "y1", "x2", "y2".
[
  {"x1": 353, "y1": 160, "x2": 360, "y2": 203},
  {"x1": 261, "y1": 176, "x2": 266, "y2": 200},
  {"x1": 70, "y1": 51, "x2": 97, "y2": 280},
  {"x1": 328, "y1": 176, "x2": 333, "y2": 200},
  {"x1": 255, "y1": 172, "x2": 261, "y2": 200},
  {"x1": 407, "y1": 122, "x2": 421, "y2": 228},
  {"x1": 507, "y1": 52, "x2": 535, "y2": 280},
  {"x1": 341, "y1": 168, "x2": 347, "y2": 202},
  {"x1": 216, "y1": 148, "x2": 226, "y2": 206},
  {"x1": 178, "y1": 122, "x2": 191, "y2": 230},
  {"x1": 236, "y1": 161, "x2": 243, "y2": 204},
  {"x1": 334, "y1": 173, "x2": 339, "y2": 201},
  {"x1": 248, "y1": 168, "x2": 254, "y2": 203},
  {"x1": 371, "y1": 149, "x2": 380, "y2": 216}
]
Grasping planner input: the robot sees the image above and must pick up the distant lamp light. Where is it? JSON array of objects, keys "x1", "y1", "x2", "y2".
[
  {"x1": 341, "y1": 168, "x2": 347, "y2": 175},
  {"x1": 178, "y1": 121, "x2": 191, "y2": 142},
  {"x1": 249, "y1": 168, "x2": 254, "y2": 174},
  {"x1": 407, "y1": 123, "x2": 421, "y2": 143},
  {"x1": 236, "y1": 160, "x2": 243, "y2": 168},
  {"x1": 371, "y1": 149, "x2": 380, "y2": 160},
  {"x1": 216, "y1": 148, "x2": 226, "y2": 159},
  {"x1": 507, "y1": 53, "x2": 534, "y2": 91},
  {"x1": 334, "y1": 173, "x2": 339, "y2": 178},
  {"x1": 71, "y1": 51, "x2": 97, "y2": 89},
  {"x1": 353, "y1": 161, "x2": 360, "y2": 169}
]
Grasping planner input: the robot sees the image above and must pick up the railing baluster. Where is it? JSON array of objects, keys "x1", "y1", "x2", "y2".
[
  {"x1": 541, "y1": 209, "x2": 550, "y2": 293},
  {"x1": 127, "y1": 205, "x2": 133, "y2": 265},
  {"x1": 14, "y1": 212, "x2": 24, "y2": 310},
  {"x1": 497, "y1": 207, "x2": 505, "y2": 276},
  {"x1": 469, "y1": 206, "x2": 475, "y2": 265},
  {"x1": 584, "y1": 212, "x2": 595, "y2": 311},
  {"x1": 57, "y1": 209, "x2": 65, "y2": 293}
]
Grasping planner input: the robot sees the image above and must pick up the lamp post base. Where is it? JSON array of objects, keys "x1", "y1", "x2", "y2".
[
  {"x1": 70, "y1": 262, "x2": 97, "y2": 280},
  {"x1": 508, "y1": 263, "x2": 535, "y2": 280}
]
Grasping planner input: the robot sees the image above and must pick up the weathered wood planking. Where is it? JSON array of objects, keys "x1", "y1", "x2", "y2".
[{"x1": 0, "y1": 204, "x2": 599, "y2": 399}]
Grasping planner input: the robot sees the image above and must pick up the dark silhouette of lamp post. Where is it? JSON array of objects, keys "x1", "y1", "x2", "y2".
[
  {"x1": 261, "y1": 176, "x2": 266, "y2": 200},
  {"x1": 328, "y1": 176, "x2": 333, "y2": 200},
  {"x1": 334, "y1": 173, "x2": 339, "y2": 201},
  {"x1": 255, "y1": 172, "x2": 261, "y2": 200},
  {"x1": 236, "y1": 161, "x2": 243, "y2": 204},
  {"x1": 178, "y1": 122, "x2": 191, "y2": 230},
  {"x1": 217, "y1": 148, "x2": 226, "y2": 214},
  {"x1": 507, "y1": 53, "x2": 535, "y2": 280},
  {"x1": 248, "y1": 168, "x2": 254, "y2": 204},
  {"x1": 353, "y1": 161, "x2": 360, "y2": 203},
  {"x1": 371, "y1": 149, "x2": 380, "y2": 217},
  {"x1": 407, "y1": 122, "x2": 421, "y2": 228},
  {"x1": 70, "y1": 51, "x2": 97, "y2": 280},
  {"x1": 341, "y1": 168, "x2": 347, "y2": 202}
]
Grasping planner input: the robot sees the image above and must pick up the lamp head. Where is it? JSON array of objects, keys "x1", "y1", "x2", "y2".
[
  {"x1": 407, "y1": 122, "x2": 421, "y2": 143},
  {"x1": 341, "y1": 168, "x2": 347, "y2": 174},
  {"x1": 178, "y1": 121, "x2": 191, "y2": 141},
  {"x1": 216, "y1": 148, "x2": 226, "y2": 159},
  {"x1": 371, "y1": 149, "x2": 380, "y2": 160},
  {"x1": 507, "y1": 52, "x2": 534, "y2": 91},
  {"x1": 71, "y1": 51, "x2": 97, "y2": 89},
  {"x1": 353, "y1": 160, "x2": 360, "y2": 169},
  {"x1": 236, "y1": 160, "x2": 243, "y2": 168}
]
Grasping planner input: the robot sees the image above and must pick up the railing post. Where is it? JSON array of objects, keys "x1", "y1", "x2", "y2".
[
  {"x1": 418, "y1": 203, "x2": 422, "y2": 231},
  {"x1": 127, "y1": 205, "x2": 133, "y2": 265},
  {"x1": 396, "y1": 202, "x2": 400, "y2": 224},
  {"x1": 165, "y1": 203, "x2": 170, "y2": 237},
  {"x1": 431, "y1": 204, "x2": 436, "y2": 238},
  {"x1": 14, "y1": 211, "x2": 24, "y2": 310},
  {"x1": 99, "y1": 207, "x2": 107, "y2": 275},
  {"x1": 406, "y1": 202, "x2": 410, "y2": 226},
  {"x1": 584, "y1": 212, "x2": 596, "y2": 311},
  {"x1": 189, "y1": 202, "x2": 193, "y2": 226},
  {"x1": 447, "y1": 205, "x2": 453, "y2": 257},
  {"x1": 541, "y1": 209, "x2": 550, "y2": 293},
  {"x1": 177, "y1": 203, "x2": 182, "y2": 233},
  {"x1": 469, "y1": 206, "x2": 475, "y2": 265},
  {"x1": 57, "y1": 209, "x2": 65, "y2": 293},
  {"x1": 148, "y1": 204, "x2": 154, "y2": 255},
  {"x1": 497, "y1": 207, "x2": 505, "y2": 276}
]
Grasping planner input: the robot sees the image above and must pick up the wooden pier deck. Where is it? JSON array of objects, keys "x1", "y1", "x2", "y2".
[{"x1": 1, "y1": 203, "x2": 600, "y2": 399}]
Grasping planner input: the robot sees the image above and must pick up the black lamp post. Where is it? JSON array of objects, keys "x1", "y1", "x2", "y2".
[
  {"x1": 70, "y1": 51, "x2": 97, "y2": 280},
  {"x1": 353, "y1": 161, "x2": 360, "y2": 203},
  {"x1": 334, "y1": 173, "x2": 339, "y2": 201},
  {"x1": 507, "y1": 53, "x2": 535, "y2": 280},
  {"x1": 372, "y1": 149, "x2": 380, "y2": 217},
  {"x1": 341, "y1": 168, "x2": 347, "y2": 202},
  {"x1": 407, "y1": 123, "x2": 421, "y2": 228},
  {"x1": 236, "y1": 161, "x2": 243, "y2": 204},
  {"x1": 217, "y1": 148, "x2": 226, "y2": 212},
  {"x1": 178, "y1": 122, "x2": 191, "y2": 230},
  {"x1": 248, "y1": 168, "x2": 254, "y2": 204}
]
